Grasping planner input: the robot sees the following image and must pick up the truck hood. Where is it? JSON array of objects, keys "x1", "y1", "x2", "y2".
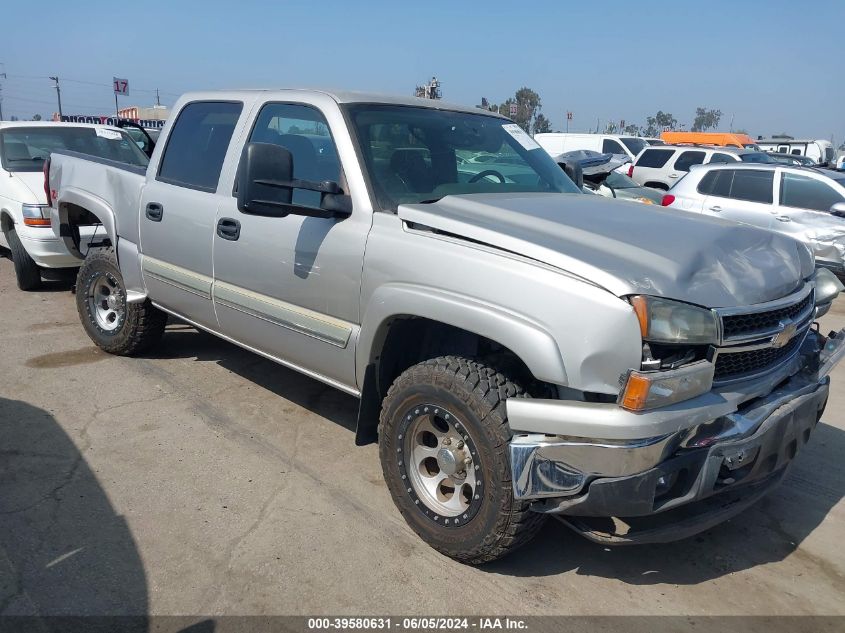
[
  {"x1": 398, "y1": 193, "x2": 814, "y2": 308},
  {"x1": 7, "y1": 171, "x2": 47, "y2": 205}
]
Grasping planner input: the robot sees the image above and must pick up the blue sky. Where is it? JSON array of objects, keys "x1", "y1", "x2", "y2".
[{"x1": 1, "y1": 0, "x2": 843, "y2": 142}]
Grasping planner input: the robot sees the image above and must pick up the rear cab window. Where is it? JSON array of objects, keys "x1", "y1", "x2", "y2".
[
  {"x1": 157, "y1": 101, "x2": 244, "y2": 192},
  {"x1": 635, "y1": 148, "x2": 674, "y2": 168}
]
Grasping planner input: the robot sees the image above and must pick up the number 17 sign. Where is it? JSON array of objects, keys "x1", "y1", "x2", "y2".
[{"x1": 113, "y1": 77, "x2": 129, "y2": 96}]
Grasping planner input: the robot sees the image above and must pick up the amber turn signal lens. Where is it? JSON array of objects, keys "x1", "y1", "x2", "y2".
[
  {"x1": 620, "y1": 373, "x2": 652, "y2": 410},
  {"x1": 23, "y1": 217, "x2": 51, "y2": 227}
]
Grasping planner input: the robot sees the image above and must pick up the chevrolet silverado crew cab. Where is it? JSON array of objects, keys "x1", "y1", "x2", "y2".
[
  {"x1": 48, "y1": 90, "x2": 845, "y2": 564},
  {"x1": 0, "y1": 121, "x2": 149, "y2": 290}
]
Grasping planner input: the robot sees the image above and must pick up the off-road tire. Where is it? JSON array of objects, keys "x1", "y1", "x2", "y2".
[
  {"x1": 76, "y1": 246, "x2": 166, "y2": 355},
  {"x1": 7, "y1": 226, "x2": 41, "y2": 290},
  {"x1": 379, "y1": 356, "x2": 546, "y2": 564}
]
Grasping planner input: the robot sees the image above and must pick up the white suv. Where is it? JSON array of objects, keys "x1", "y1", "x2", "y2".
[
  {"x1": 0, "y1": 122, "x2": 149, "y2": 289},
  {"x1": 664, "y1": 163, "x2": 845, "y2": 279},
  {"x1": 629, "y1": 145, "x2": 775, "y2": 190}
]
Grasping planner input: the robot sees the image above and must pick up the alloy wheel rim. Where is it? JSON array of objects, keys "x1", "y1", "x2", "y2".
[
  {"x1": 397, "y1": 404, "x2": 483, "y2": 527},
  {"x1": 88, "y1": 272, "x2": 125, "y2": 332}
]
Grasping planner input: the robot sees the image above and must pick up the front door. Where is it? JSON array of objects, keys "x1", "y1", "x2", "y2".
[
  {"x1": 212, "y1": 101, "x2": 370, "y2": 391},
  {"x1": 703, "y1": 168, "x2": 776, "y2": 229},
  {"x1": 139, "y1": 100, "x2": 244, "y2": 330}
]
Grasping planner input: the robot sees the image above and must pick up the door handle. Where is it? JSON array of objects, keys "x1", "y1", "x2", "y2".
[
  {"x1": 145, "y1": 202, "x2": 164, "y2": 222},
  {"x1": 216, "y1": 217, "x2": 241, "y2": 241},
  {"x1": 709, "y1": 205, "x2": 722, "y2": 212}
]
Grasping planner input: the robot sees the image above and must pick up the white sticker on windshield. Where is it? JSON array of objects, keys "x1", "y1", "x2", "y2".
[
  {"x1": 95, "y1": 128, "x2": 122, "y2": 140},
  {"x1": 502, "y1": 123, "x2": 540, "y2": 151}
]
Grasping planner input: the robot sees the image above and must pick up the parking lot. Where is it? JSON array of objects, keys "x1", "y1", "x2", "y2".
[{"x1": 1, "y1": 262, "x2": 844, "y2": 617}]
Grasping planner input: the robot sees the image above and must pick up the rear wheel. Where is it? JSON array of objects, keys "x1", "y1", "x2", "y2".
[
  {"x1": 379, "y1": 356, "x2": 546, "y2": 564},
  {"x1": 76, "y1": 247, "x2": 167, "y2": 355},
  {"x1": 6, "y1": 226, "x2": 41, "y2": 290}
]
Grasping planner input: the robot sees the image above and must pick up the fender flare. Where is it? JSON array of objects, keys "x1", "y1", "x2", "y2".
[
  {"x1": 356, "y1": 283, "x2": 568, "y2": 388},
  {"x1": 55, "y1": 187, "x2": 118, "y2": 258}
]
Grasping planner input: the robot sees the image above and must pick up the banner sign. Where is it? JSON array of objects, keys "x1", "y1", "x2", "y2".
[{"x1": 60, "y1": 114, "x2": 165, "y2": 129}]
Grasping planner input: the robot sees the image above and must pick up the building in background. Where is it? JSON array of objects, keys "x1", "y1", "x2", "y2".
[
  {"x1": 117, "y1": 105, "x2": 169, "y2": 121},
  {"x1": 52, "y1": 104, "x2": 169, "y2": 128},
  {"x1": 414, "y1": 77, "x2": 441, "y2": 100}
]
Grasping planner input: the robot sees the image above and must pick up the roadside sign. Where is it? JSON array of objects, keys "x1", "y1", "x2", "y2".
[
  {"x1": 113, "y1": 77, "x2": 129, "y2": 96},
  {"x1": 566, "y1": 111, "x2": 573, "y2": 120}
]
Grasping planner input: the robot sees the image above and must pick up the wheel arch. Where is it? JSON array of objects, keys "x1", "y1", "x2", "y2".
[
  {"x1": 55, "y1": 188, "x2": 118, "y2": 258},
  {"x1": 354, "y1": 284, "x2": 567, "y2": 445}
]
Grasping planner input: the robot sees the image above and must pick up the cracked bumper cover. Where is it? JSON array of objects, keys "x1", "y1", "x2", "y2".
[{"x1": 506, "y1": 328, "x2": 845, "y2": 538}]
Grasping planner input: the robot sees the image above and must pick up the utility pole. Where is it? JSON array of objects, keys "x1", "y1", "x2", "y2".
[
  {"x1": 49, "y1": 76, "x2": 62, "y2": 118},
  {"x1": 0, "y1": 70, "x2": 5, "y2": 121},
  {"x1": 156, "y1": 88, "x2": 161, "y2": 106}
]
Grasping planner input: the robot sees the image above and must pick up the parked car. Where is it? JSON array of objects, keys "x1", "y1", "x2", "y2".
[
  {"x1": 661, "y1": 132, "x2": 759, "y2": 148},
  {"x1": 663, "y1": 163, "x2": 845, "y2": 279},
  {"x1": 534, "y1": 132, "x2": 649, "y2": 163},
  {"x1": 48, "y1": 89, "x2": 844, "y2": 564},
  {"x1": 554, "y1": 150, "x2": 662, "y2": 204},
  {"x1": 629, "y1": 145, "x2": 775, "y2": 190},
  {"x1": 0, "y1": 121, "x2": 149, "y2": 290},
  {"x1": 768, "y1": 152, "x2": 818, "y2": 167},
  {"x1": 757, "y1": 138, "x2": 834, "y2": 166}
]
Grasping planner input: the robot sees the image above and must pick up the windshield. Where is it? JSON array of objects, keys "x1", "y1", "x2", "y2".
[
  {"x1": 740, "y1": 152, "x2": 776, "y2": 164},
  {"x1": 620, "y1": 137, "x2": 648, "y2": 156},
  {"x1": 345, "y1": 104, "x2": 580, "y2": 210},
  {"x1": 0, "y1": 126, "x2": 149, "y2": 172}
]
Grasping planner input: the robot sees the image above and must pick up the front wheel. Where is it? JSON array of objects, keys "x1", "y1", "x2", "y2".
[
  {"x1": 6, "y1": 226, "x2": 41, "y2": 290},
  {"x1": 379, "y1": 356, "x2": 546, "y2": 564},
  {"x1": 76, "y1": 247, "x2": 167, "y2": 355}
]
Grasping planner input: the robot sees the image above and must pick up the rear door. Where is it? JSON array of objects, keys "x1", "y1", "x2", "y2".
[
  {"x1": 668, "y1": 150, "x2": 706, "y2": 185},
  {"x1": 630, "y1": 148, "x2": 675, "y2": 187},
  {"x1": 703, "y1": 168, "x2": 776, "y2": 227},
  {"x1": 139, "y1": 100, "x2": 245, "y2": 329}
]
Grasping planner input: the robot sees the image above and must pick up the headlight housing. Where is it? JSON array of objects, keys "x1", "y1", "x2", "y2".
[
  {"x1": 21, "y1": 203, "x2": 51, "y2": 227},
  {"x1": 630, "y1": 295, "x2": 718, "y2": 345}
]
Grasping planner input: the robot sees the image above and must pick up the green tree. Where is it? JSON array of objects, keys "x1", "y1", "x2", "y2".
[
  {"x1": 691, "y1": 107, "x2": 722, "y2": 132},
  {"x1": 533, "y1": 112, "x2": 551, "y2": 134},
  {"x1": 31, "y1": 114, "x2": 42, "y2": 121},
  {"x1": 623, "y1": 123, "x2": 640, "y2": 136},
  {"x1": 642, "y1": 111, "x2": 678, "y2": 136},
  {"x1": 494, "y1": 87, "x2": 543, "y2": 133}
]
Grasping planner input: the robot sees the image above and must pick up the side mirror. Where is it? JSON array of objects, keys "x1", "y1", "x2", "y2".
[
  {"x1": 830, "y1": 201, "x2": 845, "y2": 218},
  {"x1": 237, "y1": 142, "x2": 352, "y2": 219}
]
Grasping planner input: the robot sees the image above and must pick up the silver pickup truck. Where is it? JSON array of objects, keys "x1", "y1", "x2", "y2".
[{"x1": 48, "y1": 90, "x2": 845, "y2": 564}]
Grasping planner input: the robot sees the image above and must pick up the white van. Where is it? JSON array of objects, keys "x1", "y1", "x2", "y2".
[
  {"x1": 757, "y1": 138, "x2": 834, "y2": 165},
  {"x1": 534, "y1": 133, "x2": 649, "y2": 162}
]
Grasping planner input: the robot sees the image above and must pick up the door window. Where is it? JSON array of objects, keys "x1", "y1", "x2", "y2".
[
  {"x1": 728, "y1": 170, "x2": 774, "y2": 203},
  {"x1": 157, "y1": 101, "x2": 243, "y2": 192},
  {"x1": 673, "y1": 151, "x2": 706, "y2": 172},
  {"x1": 247, "y1": 103, "x2": 341, "y2": 207},
  {"x1": 780, "y1": 172, "x2": 845, "y2": 211},
  {"x1": 708, "y1": 152, "x2": 735, "y2": 164},
  {"x1": 602, "y1": 139, "x2": 626, "y2": 154}
]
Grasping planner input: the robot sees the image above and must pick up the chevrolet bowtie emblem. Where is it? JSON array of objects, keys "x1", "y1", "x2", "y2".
[{"x1": 771, "y1": 320, "x2": 798, "y2": 349}]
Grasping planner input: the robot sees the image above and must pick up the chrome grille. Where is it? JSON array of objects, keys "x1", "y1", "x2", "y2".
[
  {"x1": 713, "y1": 335, "x2": 804, "y2": 382},
  {"x1": 721, "y1": 292, "x2": 813, "y2": 340},
  {"x1": 710, "y1": 281, "x2": 815, "y2": 385}
]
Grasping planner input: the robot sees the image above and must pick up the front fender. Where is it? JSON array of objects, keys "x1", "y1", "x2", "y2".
[{"x1": 356, "y1": 282, "x2": 568, "y2": 387}]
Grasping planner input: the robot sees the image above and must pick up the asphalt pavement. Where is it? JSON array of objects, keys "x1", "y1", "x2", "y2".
[{"x1": 1, "y1": 262, "x2": 844, "y2": 617}]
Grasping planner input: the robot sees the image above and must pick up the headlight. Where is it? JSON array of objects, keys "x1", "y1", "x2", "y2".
[
  {"x1": 619, "y1": 361, "x2": 715, "y2": 411},
  {"x1": 630, "y1": 295, "x2": 718, "y2": 345},
  {"x1": 21, "y1": 203, "x2": 51, "y2": 227},
  {"x1": 815, "y1": 268, "x2": 844, "y2": 305}
]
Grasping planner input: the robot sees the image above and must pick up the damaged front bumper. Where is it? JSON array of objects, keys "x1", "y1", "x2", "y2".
[{"x1": 506, "y1": 328, "x2": 845, "y2": 543}]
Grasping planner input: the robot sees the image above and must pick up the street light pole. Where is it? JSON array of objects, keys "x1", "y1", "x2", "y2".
[
  {"x1": 0, "y1": 72, "x2": 5, "y2": 121},
  {"x1": 49, "y1": 76, "x2": 62, "y2": 118}
]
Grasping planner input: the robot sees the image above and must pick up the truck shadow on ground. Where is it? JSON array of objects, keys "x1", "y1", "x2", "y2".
[
  {"x1": 145, "y1": 324, "x2": 845, "y2": 584},
  {"x1": 0, "y1": 398, "x2": 149, "y2": 627}
]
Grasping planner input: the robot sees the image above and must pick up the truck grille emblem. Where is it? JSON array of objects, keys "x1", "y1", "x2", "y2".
[{"x1": 771, "y1": 320, "x2": 798, "y2": 349}]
